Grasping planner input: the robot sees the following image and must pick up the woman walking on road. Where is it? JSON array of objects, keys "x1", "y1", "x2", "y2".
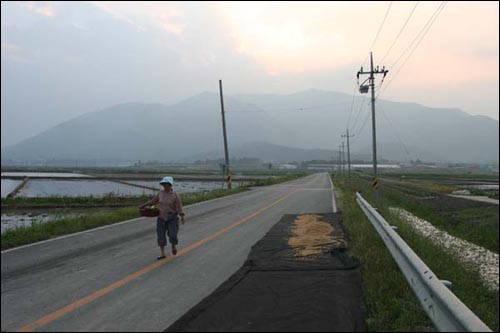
[{"x1": 139, "y1": 176, "x2": 186, "y2": 260}]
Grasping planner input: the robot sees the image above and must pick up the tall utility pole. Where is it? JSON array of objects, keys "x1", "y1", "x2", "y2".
[
  {"x1": 218, "y1": 79, "x2": 231, "y2": 189},
  {"x1": 342, "y1": 129, "x2": 355, "y2": 178},
  {"x1": 338, "y1": 145, "x2": 343, "y2": 174},
  {"x1": 357, "y1": 52, "x2": 388, "y2": 178},
  {"x1": 341, "y1": 141, "x2": 346, "y2": 173}
]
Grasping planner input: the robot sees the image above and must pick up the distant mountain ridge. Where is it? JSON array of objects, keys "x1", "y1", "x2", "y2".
[
  {"x1": 2, "y1": 90, "x2": 498, "y2": 164},
  {"x1": 184, "y1": 141, "x2": 343, "y2": 163}
]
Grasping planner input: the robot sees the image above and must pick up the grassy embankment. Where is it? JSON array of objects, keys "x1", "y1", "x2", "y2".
[
  {"x1": 381, "y1": 172, "x2": 499, "y2": 200},
  {"x1": 1, "y1": 174, "x2": 306, "y2": 250},
  {"x1": 333, "y1": 172, "x2": 498, "y2": 331},
  {"x1": 468, "y1": 188, "x2": 500, "y2": 200},
  {"x1": 379, "y1": 171, "x2": 499, "y2": 181},
  {"x1": 365, "y1": 173, "x2": 498, "y2": 253},
  {"x1": 2, "y1": 195, "x2": 151, "y2": 209}
]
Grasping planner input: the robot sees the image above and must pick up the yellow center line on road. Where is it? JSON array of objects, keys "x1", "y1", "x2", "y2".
[{"x1": 16, "y1": 189, "x2": 299, "y2": 332}]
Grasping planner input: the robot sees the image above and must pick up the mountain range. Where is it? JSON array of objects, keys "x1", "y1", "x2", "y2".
[{"x1": 2, "y1": 89, "x2": 498, "y2": 164}]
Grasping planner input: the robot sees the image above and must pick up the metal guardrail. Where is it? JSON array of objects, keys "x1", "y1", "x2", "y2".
[{"x1": 355, "y1": 192, "x2": 492, "y2": 332}]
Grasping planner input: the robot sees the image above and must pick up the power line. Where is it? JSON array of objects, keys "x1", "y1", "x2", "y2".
[
  {"x1": 370, "y1": 1, "x2": 393, "y2": 52},
  {"x1": 362, "y1": 2, "x2": 393, "y2": 65},
  {"x1": 347, "y1": 2, "x2": 392, "y2": 171},
  {"x1": 350, "y1": 1, "x2": 392, "y2": 137},
  {"x1": 379, "y1": 1, "x2": 447, "y2": 97},
  {"x1": 346, "y1": 83, "x2": 360, "y2": 130},
  {"x1": 379, "y1": 107, "x2": 413, "y2": 161},
  {"x1": 379, "y1": 1, "x2": 420, "y2": 64},
  {"x1": 355, "y1": 108, "x2": 371, "y2": 139},
  {"x1": 377, "y1": 1, "x2": 447, "y2": 97},
  {"x1": 365, "y1": 2, "x2": 446, "y2": 165},
  {"x1": 389, "y1": 1, "x2": 445, "y2": 69},
  {"x1": 350, "y1": 94, "x2": 368, "y2": 134},
  {"x1": 398, "y1": 1, "x2": 447, "y2": 70},
  {"x1": 352, "y1": 105, "x2": 413, "y2": 162}
]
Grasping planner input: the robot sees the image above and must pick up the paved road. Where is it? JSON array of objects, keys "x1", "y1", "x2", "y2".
[{"x1": 1, "y1": 173, "x2": 337, "y2": 332}]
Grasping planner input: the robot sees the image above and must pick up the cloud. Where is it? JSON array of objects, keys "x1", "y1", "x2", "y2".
[
  {"x1": 217, "y1": 2, "x2": 354, "y2": 74},
  {"x1": 16, "y1": 1, "x2": 56, "y2": 18},
  {"x1": 89, "y1": 1, "x2": 147, "y2": 31},
  {"x1": 150, "y1": 6, "x2": 185, "y2": 35},
  {"x1": 90, "y1": 1, "x2": 185, "y2": 35},
  {"x1": 0, "y1": 0, "x2": 498, "y2": 148}
]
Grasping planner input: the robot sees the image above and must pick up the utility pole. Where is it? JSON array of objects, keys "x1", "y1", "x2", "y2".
[
  {"x1": 357, "y1": 52, "x2": 388, "y2": 179},
  {"x1": 342, "y1": 129, "x2": 355, "y2": 178},
  {"x1": 339, "y1": 145, "x2": 343, "y2": 173},
  {"x1": 218, "y1": 79, "x2": 231, "y2": 189},
  {"x1": 341, "y1": 140, "x2": 346, "y2": 173}
]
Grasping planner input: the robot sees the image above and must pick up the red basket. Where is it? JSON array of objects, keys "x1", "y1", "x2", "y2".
[{"x1": 139, "y1": 207, "x2": 160, "y2": 217}]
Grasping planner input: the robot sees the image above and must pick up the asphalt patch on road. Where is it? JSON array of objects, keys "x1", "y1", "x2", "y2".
[{"x1": 165, "y1": 213, "x2": 365, "y2": 332}]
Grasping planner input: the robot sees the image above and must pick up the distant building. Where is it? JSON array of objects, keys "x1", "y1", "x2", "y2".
[
  {"x1": 278, "y1": 164, "x2": 298, "y2": 170},
  {"x1": 351, "y1": 164, "x2": 401, "y2": 169},
  {"x1": 307, "y1": 164, "x2": 336, "y2": 171},
  {"x1": 466, "y1": 166, "x2": 481, "y2": 173}
]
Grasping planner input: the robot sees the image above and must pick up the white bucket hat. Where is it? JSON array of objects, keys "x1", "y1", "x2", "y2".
[{"x1": 159, "y1": 176, "x2": 174, "y2": 185}]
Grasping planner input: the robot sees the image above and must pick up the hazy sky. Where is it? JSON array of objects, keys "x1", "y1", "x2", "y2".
[{"x1": 1, "y1": 1, "x2": 499, "y2": 146}]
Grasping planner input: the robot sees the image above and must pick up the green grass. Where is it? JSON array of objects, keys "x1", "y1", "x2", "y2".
[
  {"x1": 380, "y1": 171, "x2": 499, "y2": 181},
  {"x1": 468, "y1": 188, "x2": 500, "y2": 200},
  {"x1": 394, "y1": 180, "x2": 458, "y2": 193},
  {"x1": 1, "y1": 187, "x2": 246, "y2": 250},
  {"x1": 352, "y1": 173, "x2": 498, "y2": 253},
  {"x1": 380, "y1": 207, "x2": 499, "y2": 332},
  {"x1": 334, "y1": 176, "x2": 433, "y2": 332},
  {"x1": 1, "y1": 207, "x2": 138, "y2": 250},
  {"x1": 396, "y1": 190, "x2": 497, "y2": 254},
  {"x1": 1, "y1": 173, "x2": 305, "y2": 250},
  {"x1": 333, "y1": 173, "x2": 499, "y2": 331},
  {"x1": 1, "y1": 194, "x2": 152, "y2": 209}
]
